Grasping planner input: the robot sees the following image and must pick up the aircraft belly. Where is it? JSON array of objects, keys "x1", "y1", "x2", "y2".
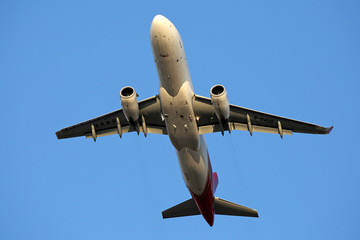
[
  {"x1": 156, "y1": 58, "x2": 190, "y2": 96},
  {"x1": 159, "y1": 82, "x2": 199, "y2": 151},
  {"x1": 150, "y1": 15, "x2": 212, "y2": 210},
  {"x1": 176, "y1": 135, "x2": 209, "y2": 196}
]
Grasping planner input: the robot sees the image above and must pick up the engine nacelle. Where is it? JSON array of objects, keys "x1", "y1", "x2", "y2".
[
  {"x1": 120, "y1": 86, "x2": 139, "y2": 123},
  {"x1": 210, "y1": 84, "x2": 230, "y2": 120}
]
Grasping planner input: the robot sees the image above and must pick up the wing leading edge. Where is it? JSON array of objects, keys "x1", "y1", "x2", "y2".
[
  {"x1": 56, "y1": 95, "x2": 167, "y2": 140},
  {"x1": 193, "y1": 95, "x2": 333, "y2": 136}
]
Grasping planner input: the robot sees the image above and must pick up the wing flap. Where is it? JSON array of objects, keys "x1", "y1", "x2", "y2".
[
  {"x1": 85, "y1": 125, "x2": 167, "y2": 139},
  {"x1": 233, "y1": 122, "x2": 293, "y2": 135},
  {"x1": 198, "y1": 122, "x2": 293, "y2": 135}
]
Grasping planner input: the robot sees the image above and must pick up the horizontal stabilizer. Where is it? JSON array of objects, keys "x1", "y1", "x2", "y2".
[
  {"x1": 162, "y1": 198, "x2": 200, "y2": 219},
  {"x1": 214, "y1": 197, "x2": 258, "y2": 217},
  {"x1": 162, "y1": 197, "x2": 258, "y2": 220}
]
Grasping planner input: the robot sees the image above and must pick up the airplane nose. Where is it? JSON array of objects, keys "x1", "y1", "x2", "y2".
[
  {"x1": 152, "y1": 14, "x2": 170, "y2": 25},
  {"x1": 150, "y1": 15, "x2": 172, "y2": 35}
]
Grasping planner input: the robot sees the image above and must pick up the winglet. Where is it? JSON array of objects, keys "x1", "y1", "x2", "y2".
[{"x1": 327, "y1": 126, "x2": 334, "y2": 134}]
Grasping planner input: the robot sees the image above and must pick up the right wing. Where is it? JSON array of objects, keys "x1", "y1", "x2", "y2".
[
  {"x1": 56, "y1": 95, "x2": 166, "y2": 140},
  {"x1": 193, "y1": 95, "x2": 333, "y2": 137}
]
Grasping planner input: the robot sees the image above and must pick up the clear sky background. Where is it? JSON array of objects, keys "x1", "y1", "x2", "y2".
[{"x1": 1, "y1": 1, "x2": 359, "y2": 239}]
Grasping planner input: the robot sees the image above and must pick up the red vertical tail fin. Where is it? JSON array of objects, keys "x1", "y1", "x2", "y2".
[{"x1": 212, "y1": 172, "x2": 218, "y2": 194}]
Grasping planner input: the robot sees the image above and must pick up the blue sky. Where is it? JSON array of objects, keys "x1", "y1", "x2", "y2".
[{"x1": 1, "y1": 0, "x2": 359, "y2": 239}]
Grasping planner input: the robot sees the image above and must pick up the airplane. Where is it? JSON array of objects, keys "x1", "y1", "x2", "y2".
[{"x1": 56, "y1": 15, "x2": 333, "y2": 226}]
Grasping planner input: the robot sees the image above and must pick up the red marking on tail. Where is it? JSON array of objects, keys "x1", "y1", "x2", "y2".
[{"x1": 212, "y1": 172, "x2": 218, "y2": 194}]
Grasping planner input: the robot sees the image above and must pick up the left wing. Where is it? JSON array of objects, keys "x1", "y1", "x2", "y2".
[
  {"x1": 193, "y1": 95, "x2": 333, "y2": 137},
  {"x1": 56, "y1": 95, "x2": 166, "y2": 140}
]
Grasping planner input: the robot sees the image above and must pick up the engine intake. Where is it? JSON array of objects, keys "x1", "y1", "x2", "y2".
[
  {"x1": 210, "y1": 84, "x2": 230, "y2": 120},
  {"x1": 120, "y1": 86, "x2": 139, "y2": 123}
]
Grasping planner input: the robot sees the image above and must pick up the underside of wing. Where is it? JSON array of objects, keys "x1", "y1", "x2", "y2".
[
  {"x1": 193, "y1": 95, "x2": 333, "y2": 137},
  {"x1": 56, "y1": 95, "x2": 166, "y2": 140}
]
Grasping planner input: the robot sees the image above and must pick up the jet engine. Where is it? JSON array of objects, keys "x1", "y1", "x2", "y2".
[
  {"x1": 120, "y1": 86, "x2": 139, "y2": 123},
  {"x1": 210, "y1": 84, "x2": 230, "y2": 121}
]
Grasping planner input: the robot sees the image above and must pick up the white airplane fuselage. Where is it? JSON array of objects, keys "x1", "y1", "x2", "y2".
[{"x1": 150, "y1": 15, "x2": 216, "y2": 225}]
